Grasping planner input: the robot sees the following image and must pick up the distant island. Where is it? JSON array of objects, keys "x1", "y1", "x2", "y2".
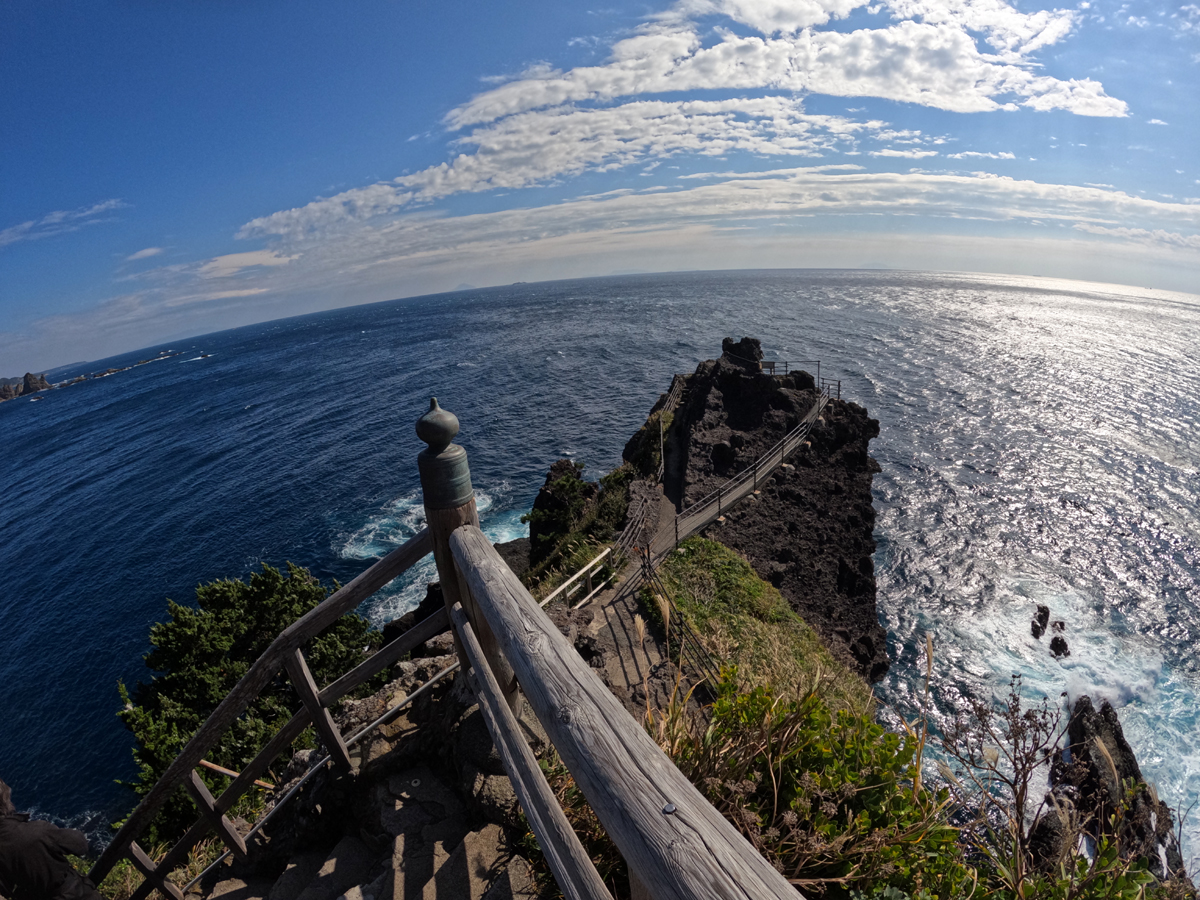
[{"x1": 0, "y1": 349, "x2": 186, "y2": 404}]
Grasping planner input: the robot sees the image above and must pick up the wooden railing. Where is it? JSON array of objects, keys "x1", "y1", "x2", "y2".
[
  {"x1": 448, "y1": 525, "x2": 796, "y2": 899},
  {"x1": 89, "y1": 528, "x2": 441, "y2": 896},
  {"x1": 94, "y1": 396, "x2": 801, "y2": 900}
]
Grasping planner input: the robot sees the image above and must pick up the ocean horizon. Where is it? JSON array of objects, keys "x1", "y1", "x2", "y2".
[{"x1": 2, "y1": 269, "x2": 1197, "y2": 864}]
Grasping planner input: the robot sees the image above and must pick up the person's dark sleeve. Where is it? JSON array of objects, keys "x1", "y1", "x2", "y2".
[
  {"x1": 23, "y1": 819, "x2": 89, "y2": 858},
  {"x1": 49, "y1": 825, "x2": 90, "y2": 858}
]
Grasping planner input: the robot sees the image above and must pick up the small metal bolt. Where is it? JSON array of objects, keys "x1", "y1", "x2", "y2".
[{"x1": 662, "y1": 803, "x2": 676, "y2": 815}]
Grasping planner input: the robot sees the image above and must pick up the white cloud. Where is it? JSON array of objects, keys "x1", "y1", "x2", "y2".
[
  {"x1": 197, "y1": 250, "x2": 299, "y2": 278},
  {"x1": 948, "y1": 150, "x2": 1016, "y2": 158},
  {"x1": 1147, "y1": 118, "x2": 1169, "y2": 125},
  {"x1": 0, "y1": 200, "x2": 126, "y2": 249},
  {"x1": 676, "y1": 0, "x2": 864, "y2": 33},
  {"x1": 1073, "y1": 222, "x2": 1200, "y2": 249},
  {"x1": 241, "y1": 97, "x2": 894, "y2": 238},
  {"x1": 125, "y1": 247, "x2": 164, "y2": 261},
  {"x1": 883, "y1": 0, "x2": 1079, "y2": 56},
  {"x1": 234, "y1": 0, "x2": 1124, "y2": 246},
  {"x1": 12, "y1": 169, "x2": 1200, "y2": 372},
  {"x1": 448, "y1": 19, "x2": 1124, "y2": 129}
]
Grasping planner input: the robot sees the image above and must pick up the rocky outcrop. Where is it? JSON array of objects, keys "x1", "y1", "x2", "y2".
[
  {"x1": 1031, "y1": 696, "x2": 1195, "y2": 893},
  {"x1": 0, "y1": 372, "x2": 50, "y2": 402},
  {"x1": 660, "y1": 338, "x2": 888, "y2": 682},
  {"x1": 525, "y1": 459, "x2": 597, "y2": 566}
]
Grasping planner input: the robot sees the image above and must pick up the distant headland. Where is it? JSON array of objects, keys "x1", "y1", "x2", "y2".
[{"x1": 0, "y1": 349, "x2": 189, "y2": 405}]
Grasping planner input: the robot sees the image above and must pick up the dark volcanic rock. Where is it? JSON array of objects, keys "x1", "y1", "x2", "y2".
[
  {"x1": 0, "y1": 373, "x2": 50, "y2": 402},
  {"x1": 668, "y1": 343, "x2": 888, "y2": 682},
  {"x1": 721, "y1": 336, "x2": 764, "y2": 370},
  {"x1": 1032, "y1": 604, "x2": 1050, "y2": 639},
  {"x1": 493, "y1": 538, "x2": 531, "y2": 578},
  {"x1": 382, "y1": 583, "x2": 445, "y2": 655},
  {"x1": 21, "y1": 372, "x2": 50, "y2": 395},
  {"x1": 1031, "y1": 696, "x2": 1195, "y2": 890},
  {"x1": 527, "y1": 459, "x2": 597, "y2": 565},
  {"x1": 1049, "y1": 635, "x2": 1070, "y2": 658}
]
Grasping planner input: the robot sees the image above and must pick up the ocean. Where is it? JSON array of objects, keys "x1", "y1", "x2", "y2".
[{"x1": 1, "y1": 269, "x2": 1197, "y2": 863}]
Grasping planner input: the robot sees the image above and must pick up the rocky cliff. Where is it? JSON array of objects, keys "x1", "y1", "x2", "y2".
[{"x1": 650, "y1": 337, "x2": 888, "y2": 682}]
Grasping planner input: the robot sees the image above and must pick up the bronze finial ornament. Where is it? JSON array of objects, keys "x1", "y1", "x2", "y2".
[{"x1": 416, "y1": 398, "x2": 474, "y2": 510}]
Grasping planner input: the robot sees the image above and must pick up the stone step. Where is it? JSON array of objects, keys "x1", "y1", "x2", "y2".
[
  {"x1": 266, "y1": 847, "x2": 330, "y2": 900},
  {"x1": 293, "y1": 836, "x2": 376, "y2": 900}
]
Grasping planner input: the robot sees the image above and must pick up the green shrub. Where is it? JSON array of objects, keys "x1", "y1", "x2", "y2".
[
  {"x1": 661, "y1": 674, "x2": 971, "y2": 898},
  {"x1": 117, "y1": 562, "x2": 380, "y2": 843},
  {"x1": 524, "y1": 463, "x2": 634, "y2": 598}
]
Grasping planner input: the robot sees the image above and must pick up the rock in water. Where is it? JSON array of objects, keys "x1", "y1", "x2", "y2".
[
  {"x1": 1031, "y1": 696, "x2": 1195, "y2": 890},
  {"x1": 1032, "y1": 604, "x2": 1050, "y2": 639},
  {"x1": 21, "y1": 372, "x2": 50, "y2": 395}
]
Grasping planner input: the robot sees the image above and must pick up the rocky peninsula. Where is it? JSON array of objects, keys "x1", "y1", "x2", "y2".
[{"x1": 108, "y1": 338, "x2": 1193, "y2": 900}]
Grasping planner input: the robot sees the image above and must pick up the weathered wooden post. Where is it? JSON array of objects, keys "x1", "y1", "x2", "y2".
[{"x1": 417, "y1": 398, "x2": 519, "y2": 709}]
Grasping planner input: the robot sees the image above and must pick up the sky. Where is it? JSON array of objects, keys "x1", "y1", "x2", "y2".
[{"x1": 2, "y1": 0, "x2": 1199, "y2": 373}]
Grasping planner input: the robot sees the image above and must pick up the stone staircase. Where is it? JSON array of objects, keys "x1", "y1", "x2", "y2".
[
  {"x1": 186, "y1": 653, "x2": 543, "y2": 900},
  {"x1": 198, "y1": 766, "x2": 535, "y2": 900}
]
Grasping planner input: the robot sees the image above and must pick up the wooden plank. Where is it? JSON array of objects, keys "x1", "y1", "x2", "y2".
[
  {"x1": 126, "y1": 819, "x2": 208, "y2": 900},
  {"x1": 198, "y1": 758, "x2": 274, "y2": 789},
  {"x1": 128, "y1": 841, "x2": 185, "y2": 900},
  {"x1": 318, "y1": 606, "x2": 449, "y2": 705},
  {"x1": 449, "y1": 526, "x2": 799, "y2": 900},
  {"x1": 285, "y1": 648, "x2": 353, "y2": 771},
  {"x1": 451, "y1": 604, "x2": 612, "y2": 900},
  {"x1": 186, "y1": 771, "x2": 248, "y2": 860},
  {"x1": 427, "y1": 501, "x2": 518, "y2": 710},
  {"x1": 90, "y1": 526, "x2": 432, "y2": 883}
]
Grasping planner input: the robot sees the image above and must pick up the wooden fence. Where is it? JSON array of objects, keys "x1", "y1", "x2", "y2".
[{"x1": 91, "y1": 397, "x2": 800, "y2": 900}]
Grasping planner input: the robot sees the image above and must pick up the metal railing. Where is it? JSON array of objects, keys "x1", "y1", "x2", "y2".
[
  {"x1": 664, "y1": 383, "x2": 831, "y2": 557},
  {"x1": 637, "y1": 554, "x2": 721, "y2": 691}
]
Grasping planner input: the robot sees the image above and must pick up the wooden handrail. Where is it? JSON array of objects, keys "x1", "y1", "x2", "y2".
[
  {"x1": 91, "y1": 526, "x2": 434, "y2": 884},
  {"x1": 452, "y1": 604, "x2": 613, "y2": 900},
  {"x1": 541, "y1": 547, "x2": 611, "y2": 606},
  {"x1": 449, "y1": 525, "x2": 799, "y2": 900}
]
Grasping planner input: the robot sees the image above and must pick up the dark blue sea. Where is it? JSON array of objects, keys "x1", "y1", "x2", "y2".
[{"x1": 2, "y1": 270, "x2": 1197, "y2": 862}]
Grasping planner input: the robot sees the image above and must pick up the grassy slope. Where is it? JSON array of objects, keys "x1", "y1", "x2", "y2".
[{"x1": 655, "y1": 536, "x2": 875, "y2": 716}]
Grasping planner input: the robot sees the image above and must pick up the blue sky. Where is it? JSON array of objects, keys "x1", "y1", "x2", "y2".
[{"x1": 3, "y1": 0, "x2": 1199, "y2": 372}]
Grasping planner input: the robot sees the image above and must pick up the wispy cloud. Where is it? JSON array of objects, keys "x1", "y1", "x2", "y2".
[
  {"x1": 238, "y1": 0, "x2": 1124, "y2": 243},
  {"x1": 197, "y1": 250, "x2": 299, "y2": 278},
  {"x1": 871, "y1": 148, "x2": 940, "y2": 158},
  {"x1": 948, "y1": 150, "x2": 1017, "y2": 159},
  {"x1": 10, "y1": 169, "x2": 1200, "y2": 372},
  {"x1": 1073, "y1": 222, "x2": 1200, "y2": 249},
  {"x1": 125, "y1": 247, "x2": 163, "y2": 261},
  {"x1": 447, "y1": 5, "x2": 1121, "y2": 129},
  {"x1": 0, "y1": 200, "x2": 126, "y2": 250}
]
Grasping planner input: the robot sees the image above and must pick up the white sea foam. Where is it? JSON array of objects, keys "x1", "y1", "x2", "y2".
[
  {"x1": 338, "y1": 488, "x2": 529, "y2": 626},
  {"x1": 922, "y1": 571, "x2": 1199, "y2": 871}
]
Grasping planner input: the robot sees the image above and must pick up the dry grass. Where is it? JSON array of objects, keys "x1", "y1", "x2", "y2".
[{"x1": 76, "y1": 837, "x2": 224, "y2": 900}]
